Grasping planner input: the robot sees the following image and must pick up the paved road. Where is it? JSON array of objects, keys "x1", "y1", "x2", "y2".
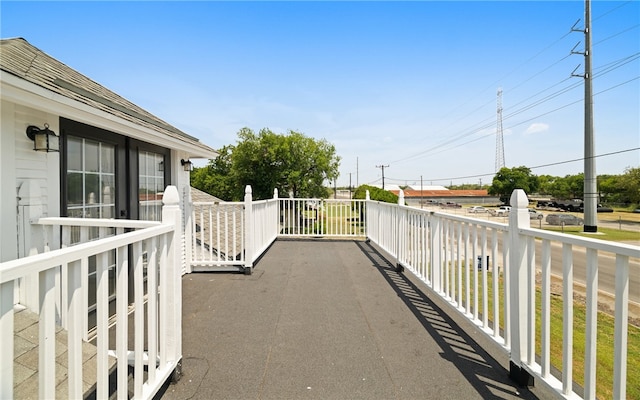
[
  {"x1": 538, "y1": 240, "x2": 639, "y2": 304},
  {"x1": 427, "y1": 205, "x2": 639, "y2": 303}
]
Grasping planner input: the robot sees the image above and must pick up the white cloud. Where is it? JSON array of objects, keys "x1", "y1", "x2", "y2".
[{"x1": 525, "y1": 123, "x2": 549, "y2": 135}]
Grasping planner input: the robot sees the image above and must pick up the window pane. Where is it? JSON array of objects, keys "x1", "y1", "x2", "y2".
[
  {"x1": 138, "y1": 151, "x2": 164, "y2": 221},
  {"x1": 85, "y1": 173, "x2": 100, "y2": 206},
  {"x1": 67, "y1": 172, "x2": 83, "y2": 206},
  {"x1": 68, "y1": 137, "x2": 82, "y2": 171},
  {"x1": 85, "y1": 140, "x2": 99, "y2": 172},
  {"x1": 102, "y1": 206, "x2": 115, "y2": 219},
  {"x1": 102, "y1": 175, "x2": 115, "y2": 206},
  {"x1": 101, "y1": 145, "x2": 114, "y2": 173}
]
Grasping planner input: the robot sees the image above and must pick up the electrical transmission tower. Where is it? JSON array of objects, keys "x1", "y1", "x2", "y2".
[{"x1": 495, "y1": 88, "x2": 505, "y2": 172}]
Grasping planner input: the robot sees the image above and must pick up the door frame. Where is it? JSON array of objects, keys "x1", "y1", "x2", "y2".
[{"x1": 59, "y1": 117, "x2": 172, "y2": 219}]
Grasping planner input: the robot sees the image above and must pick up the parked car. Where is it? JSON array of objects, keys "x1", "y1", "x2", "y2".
[
  {"x1": 546, "y1": 214, "x2": 584, "y2": 226},
  {"x1": 528, "y1": 209, "x2": 544, "y2": 220},
  {"x1": 468, "y1": 206, "x2": 487, "y2": 213},
  {"x1": 489, "y1": 206, "x2": 511, "y2": 216},
  {"x1": 597, "y1": 204, "x2": 614, "y2": 213}
]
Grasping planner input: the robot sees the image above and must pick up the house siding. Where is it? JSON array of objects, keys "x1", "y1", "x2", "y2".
[
  {"x1": 1, "y1": 100, "x2": 61, "y2": 261},
  {"x1": 1, "y1": 100, "x2": 18, "y2": 262}
]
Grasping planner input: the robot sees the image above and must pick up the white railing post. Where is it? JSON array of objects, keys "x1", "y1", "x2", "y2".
[
  {"x1": 364, "y1": 190, "x2": 370, "y2": 239},
  {"x1": 431, "y1": 215, "x2": 442, "y2": 293},
  {"x1": 183, "y1": 186, "x2": 193, "y2": 274},
  {"x1": 396, "y1": 190, "x2": 405, "y2": 270},
  {"x1": 274, "y1": 188, "x2": 279, "y2": 234},
  {"x1": 0, "y1": 281, "x2": 14, "y2": 399},
  {"x1": 17, "y1": 180, "x2": 45, "y2": 311},
  {"x1": 244, "y1": 186, "x2": 254, "y2": 274},
  {"x1": 507, "y1": 189, "x2": 533, "y2": 385},
  {"x1": 162, "y1": 185, "x2": 183, "y2": 374}
]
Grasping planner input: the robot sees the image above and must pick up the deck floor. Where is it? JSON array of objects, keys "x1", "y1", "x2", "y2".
[{"x1": 161, "y1": 239, "x2": 546, "y2": 400}]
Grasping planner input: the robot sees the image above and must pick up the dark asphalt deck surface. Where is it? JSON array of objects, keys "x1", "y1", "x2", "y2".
[{"x1": 160, "y1": 239, "x2": 546, "y2": 400}]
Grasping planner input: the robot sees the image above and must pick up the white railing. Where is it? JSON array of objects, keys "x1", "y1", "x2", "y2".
[
  {"x1": 187, "y1": 186, "x2": 279, "y2": 274},
  {"x1": 36, "y1": 217, "x2": 160, "y2": 341},
  {"x1": 0, "y1": 186, "x2": 183, "y2": 400},
  {"x1": 182, "y1": 186, "x2": 638, "y2": 398},
  {"x1": 365, "y1": 189, "x2": 639, "y2": 400},
  {"x1": 189, "y1": 199, "x2": 245, "y2": 270},
  {"x1": 278, "y1": 198, "x2": 366, "y2": 238},
  {"x1": 246, "y1": 187, "x2": 280, "y2": 268}
]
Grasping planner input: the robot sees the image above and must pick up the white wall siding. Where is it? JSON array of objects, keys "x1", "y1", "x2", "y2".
[
  {"x1": 0, "y1": 100, "x2": 18, "y2": 262},
  {"x1": 173, "y1": 149, "x2": 197, "y2": 275},
  {"x1": 2, "y1": 101, "x2": 60, "y2": 262},
  {"x1": 13, "y1": 104, "x2": 61, "y2": 255}
]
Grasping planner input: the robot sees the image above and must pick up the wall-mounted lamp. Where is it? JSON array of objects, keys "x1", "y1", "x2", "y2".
[
  {"x1": 26, "y1": 123, "x2": 59, "y2": 152},
  {"x1": 181, "y1": 159, "x2": 193, "y2": 171}
]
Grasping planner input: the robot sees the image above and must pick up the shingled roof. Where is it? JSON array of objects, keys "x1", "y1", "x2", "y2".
[{"x1": 0, "y1": 37, "x2": 216, "y2": 157}]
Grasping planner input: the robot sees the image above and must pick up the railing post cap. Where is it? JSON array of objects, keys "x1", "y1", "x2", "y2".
[
  {"x1": 509, "y1": 189, "x2": 529, "y2": 209},
  {"x1": 162, "y1": 185, "x2": 180, "y2": 206},
  {"x1": 245, "y1": 185, "x2": 252, "y2": 195},
  {"x1": 273, "y1": 188, "x2": 278, "y2": 198}
]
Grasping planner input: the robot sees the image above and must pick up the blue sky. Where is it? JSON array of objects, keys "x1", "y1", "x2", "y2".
[{"x1": 2, "y1": 1, "x2": 638, "y2": 188}]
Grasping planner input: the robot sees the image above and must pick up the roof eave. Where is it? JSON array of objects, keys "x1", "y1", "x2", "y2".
[{"x1": 1, "y1": 71, "x2": 218, "y2": 159}]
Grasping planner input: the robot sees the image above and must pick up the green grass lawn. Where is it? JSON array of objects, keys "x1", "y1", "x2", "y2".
[
  {"x1": 297, "y1": 203, "x2": 365, "y2": 235},
  {"x1": 543, "y1": 225, "x2": 639, "y2": 242},
  {"x1": 461, "y1": 269, "x2": 639, "y2": 400}
]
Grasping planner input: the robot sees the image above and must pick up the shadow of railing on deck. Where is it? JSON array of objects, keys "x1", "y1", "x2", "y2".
[{"x1": 356, "y1": 241, "x2": 539, "y2": 400}]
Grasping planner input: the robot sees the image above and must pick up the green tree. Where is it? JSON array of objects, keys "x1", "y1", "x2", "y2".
[
  {"x1": 565, "y1": 173, "x2": 584, "y2": 199},
  {"x1": 618, "y1": 166, "x2": 640, "y2": 205},
  {"x1": 280, "y1": 130, "x2": 340, "y2": 199},
  {"x1": 353, "y1": 184, "x2": 398, "y2": 204},
  {"x1": 536, "y1": 174, "x2": 556, "y2": 195},
  {"x1": 231, "y1": 128, "x2": 284, "y2": 200},
  {"x1": 598, "y1": 174, "x2": 621, "y2": 204},
  {"x1": 547, "y1": 176, "x2": 572, "y2": 199},
  {"x1": 191, "y1": 145, "x2": 239, "y2": 201},
  {"x1": 192, "y1": 128, "x2": 340, "y2": 201},
  {"x1": 231, "y1": 128, "x2": 340, "y2": 200},
  {"x1": 489, "y1": 166, "x2": 539, "y2": 204}
]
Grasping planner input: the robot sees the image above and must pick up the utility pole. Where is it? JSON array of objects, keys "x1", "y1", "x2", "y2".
[
  {"x1": 349, "y1": 172, "x2": 352, "y2": 199},
  {"x1": 572, "y1": 0, "x2": 597, "y2": 232},
  {"x1": 376, "y1": 164, "x2": 389, "y2": 190},
  {"x1": 583, "y1": 0, "x2": 597, "y2": 233}
]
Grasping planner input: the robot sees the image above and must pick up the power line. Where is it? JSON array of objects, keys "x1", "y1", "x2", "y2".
[
  {"x1": 412, "y1": 76, "x2": 639, "y2": 161},
  {"x1": 389, "y1": 5, "x2": 639, "y2": 167},
  {"x1": 390, "y1": 69, "x2": 638, "y2": 166},
  {"x1": 383, "y1": 147, "x2": 640, "y2": 184},
  {"x1": 495, "y1": 88, "x2": 505, "y2": 172}
]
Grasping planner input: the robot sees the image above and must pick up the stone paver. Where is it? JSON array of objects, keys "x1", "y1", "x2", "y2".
[{"x1": 12, "y1": 307, "x2": 116, "y2": 399}]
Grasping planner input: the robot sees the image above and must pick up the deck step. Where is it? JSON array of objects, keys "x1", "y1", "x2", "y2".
[{"x1": 13, "y1": 307, "x2": 117, "y2": 399}]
